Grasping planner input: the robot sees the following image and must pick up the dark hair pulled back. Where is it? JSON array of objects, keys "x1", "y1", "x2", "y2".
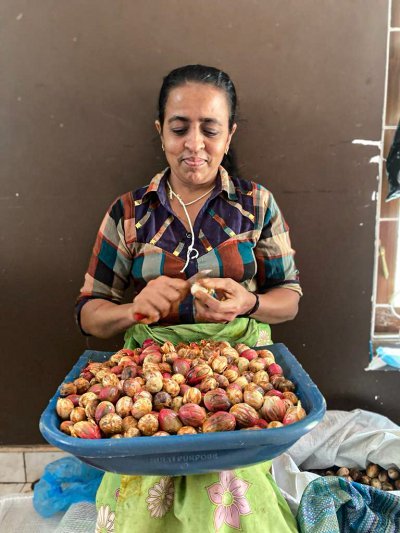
[{"x1": 158, "y1": 64, "x2": 239, "y2": 177}]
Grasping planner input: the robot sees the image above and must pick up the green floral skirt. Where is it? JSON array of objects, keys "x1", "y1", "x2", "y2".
[{"x1": 95, "y1": 320, "x2": 298, "y2": 533}]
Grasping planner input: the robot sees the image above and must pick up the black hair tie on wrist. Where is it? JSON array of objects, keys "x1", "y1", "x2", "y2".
[{"x1": 238, "y1": 293, "x2": 260, "y2": 318}]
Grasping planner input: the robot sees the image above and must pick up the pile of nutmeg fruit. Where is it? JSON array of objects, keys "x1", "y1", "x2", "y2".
[
  {"x1": 55, "y1": 339, "x2": 307, "y2": 439},
  {"x1": 309, "y1": 464, "x2": 400, "y2": 491}
]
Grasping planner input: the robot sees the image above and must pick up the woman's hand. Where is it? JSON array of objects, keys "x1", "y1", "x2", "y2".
[
  {"x1": 131, "y1": 276, "x2": 190, "y2": 325},
  {"x1": 193, "y1": 278, "x2": 257, "y2": 323},
  {"x1": 80, "y1": 276, "x2": 190, "y2": 338},
  {"x1": 193, "y1": 278, "x2": 300, "y2": 324}
]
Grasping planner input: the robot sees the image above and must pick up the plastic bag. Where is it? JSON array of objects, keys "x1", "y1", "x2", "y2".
[{"x1": 33, "y1": 455, "x2": 104, "y2": 518}]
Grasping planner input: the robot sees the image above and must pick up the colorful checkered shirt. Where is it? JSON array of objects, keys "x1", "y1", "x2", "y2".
[{"x1": 76, "y1": 166, "x2": 302, "y2": 326}]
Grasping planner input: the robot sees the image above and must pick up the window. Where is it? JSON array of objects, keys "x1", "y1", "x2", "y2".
[{"x1": 371, "y1": 8, "x2": 400, "y2": 358}]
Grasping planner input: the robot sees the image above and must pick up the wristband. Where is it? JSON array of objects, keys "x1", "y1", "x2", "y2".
[{"x1": 239, "y1": 293, "x2": 260, "y2": 318}]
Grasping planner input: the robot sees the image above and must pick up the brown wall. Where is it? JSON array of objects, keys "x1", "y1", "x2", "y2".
[{"x1": 1, "y1": 0, "x2": 397, "y2": 444}]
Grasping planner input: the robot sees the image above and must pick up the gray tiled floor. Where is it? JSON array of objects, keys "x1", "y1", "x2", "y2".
[
  {"x1": 0, "y1": 447, "x2": 68, "y2": 484},
  {"x1": 0, "y1": 483, "x2": 32, "y2": 496}
]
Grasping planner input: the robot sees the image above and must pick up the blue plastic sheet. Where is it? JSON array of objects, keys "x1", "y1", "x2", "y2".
[{"x1": 33, "y1": 456, "x2": 104, "y2": 518}]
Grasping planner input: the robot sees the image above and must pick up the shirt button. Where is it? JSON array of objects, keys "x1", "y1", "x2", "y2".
[{"x1": 186, "y1": 233, "x2": 192, "y2": 239}]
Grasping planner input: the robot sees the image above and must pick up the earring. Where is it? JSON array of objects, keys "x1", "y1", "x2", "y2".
[
  {"x1": 161, "y1": 144, "x2": 165, "y2": 152},
  {"x1": 225, "y1": 147, "x2": 229, "y2": 155}
]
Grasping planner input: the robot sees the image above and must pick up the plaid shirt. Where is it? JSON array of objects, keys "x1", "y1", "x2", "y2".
[{"x1": 76, "y1": 166, "x2": 302, "y2": 326}]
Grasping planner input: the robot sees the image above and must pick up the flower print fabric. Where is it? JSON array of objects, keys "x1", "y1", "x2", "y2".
[
  {"x1": 207, "y1": 471, "x2": 252, "y2": 531},
  {"x1": 96, "y1": 464, "x2": 298, "y2": 533},
  {"x1": 146, "y1": 476, "x2": 175, "y2": 518},
  {"x1": 95, "y1": 504, "x2": 115, "y2": 533}
]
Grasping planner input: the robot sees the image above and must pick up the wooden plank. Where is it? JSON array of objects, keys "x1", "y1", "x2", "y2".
[
  {"x1": 376, "y1": 220, "x2": 399, "y2": 304},
  {"x1": 392, "y1": 0, "x2": 400, "y2": 27},
  {"x1": 386, "y1": 32, "x2": 400, "y2": 125},
  {"x1": 375, "y1": 306, "x2": 400, "y2": 332}
]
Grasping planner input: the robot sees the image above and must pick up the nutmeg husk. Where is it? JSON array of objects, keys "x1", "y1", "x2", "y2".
[
  {"x1": 99, "y1": 413, "x2": 123, "y2": 435},
  {"x1": 204, "y1": 389, "x2": 231, "y2": 412},
  {"x1": 349, "y1": 468, "x2": 362, "y2": 482},
  {"x1": 178, "y1": 403, "x2": 207, "y2": 427},
  {"x1": 229, "y1": 403, "x2": 259, "y2": 428},
  {"x1": 116, "y1": 396, "x2": 134, "y2": 417},
  {"x1": 121, "y1": 415, "x2": 138, "y2": 433},
  {"x1": 85, "y1": 399, "x2": 99, "y2": 421},
  {"x1": 198, "y1": 376, "x2": 218, "y2": 393},
  {"x1": 261, "y1": 396, "x2": 287, "y2": 422},
  {"x1": 164, "y1": 376, "x2": 181, "y2": 394},
  {"x1": 144, "y1": 371, "x2": 163, "y2": 393},
  {"x1": 183, "y1": 387, "x2": 202, "y2": 405},
  {"x1": 158, "y1": 408, "x2": 183, "y2": 434},
  {"x1": 124, "y1": 426, "x2": 141, "y2": 438},
  {"x1": 214, "y1": 373, "x2": 230, "y2": 388},
  {"x1": 226, "y1": 384, "x2": 243, "y2": 405},
  {"x1": 202, "y1": 411, "x2": 236, "y2": 432},
  {"x1": 267, "y1": 421, "x2": 284, "y2": 429},
  {"x1": 153, "y1": 391, "x2": 173, "y2": 411},
  {"x1": 138, "y1": 413, "x2": 159, "y2": 436},
  {"x1": 71, "y1": 420, "x2": 101, "y2": 439},
  {"x1": 177, "y1": 426, "x2": 197, "y2": 435},
  {"x1": 171, "y1": 396, "x2": 184, "y2": 412},
  {"x1": 131, "y1": 397, "x2": 153, "y2": 419},
  {"x1": 73, "y1": 377, "x2": 90, "y2": 394},
  {"x1": 252, "y1": 370, "x2": 270, "y2": 390},
  {"x1": 56, "y1": 398, "x2": 74, "y2": 420},
  {"x1": 95, "y1": 401, "x2": 115, "y2": 423},
  {"x1": 370, "y1": 478, "x2": 382, "y2": 490},
  {"x1": 98, "y1": 386, "x2": 120, "y2": 404},
  {"x1": 59, "y1": 382, "x2": 77, "y2": 397},
  {"x1": 243, "y1": 389, "x2": 264, "y2": 410},
  {"x1": 211, "y1": 356, "x2": 228, "y2": 374},
  {"x1": 282, "y1": 401, "x2": 306, "y2": 425},
  {"x1": 366, "y1": 463, "x2": 380, "y2": 479},
  {"x1": 378, "y1": 471, "x2": 388, "y2": 483},
  {"x1": 387, "y1": 468, "x2": 400, "y2": 481},
  {"x1": 60, "y1": 420, "x2": 74, "y2": 435}
]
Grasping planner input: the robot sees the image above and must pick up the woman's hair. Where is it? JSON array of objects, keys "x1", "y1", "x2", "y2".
[{"x1": 158, "y1": 64, "x2": 239, "y2": 176}]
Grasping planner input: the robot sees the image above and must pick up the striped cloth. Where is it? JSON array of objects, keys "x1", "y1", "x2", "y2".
[
  {"x1": 76, "y1": 166, "x2": 301, "y2": 326},
  {"x1": 297, "y1": 476, "x2": 400, "y2": 532}
]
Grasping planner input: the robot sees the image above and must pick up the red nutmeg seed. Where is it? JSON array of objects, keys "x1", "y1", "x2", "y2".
[
  {"x1": 142, "y1": 339, "x2": 158, "y2": 349},
  {"x1": 267, "y1": 363, "x2": 283, "y2": 376},
  {"x1": 240, "y1": 349, "x2": 258, "y2": 361},
  {"x1": 158, "y1": 408, "x2": 183, "y2": 434},
  {"x1": 178, "y1": 403, "x2": 207, "y2": 427},
  {"x1": 265, "y1": 389, "x2": 285, "y2": 399}
]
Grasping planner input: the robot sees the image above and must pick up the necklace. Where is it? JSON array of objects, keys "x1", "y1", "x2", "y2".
[
  {"x1": 166, "y1": 180, "x2": 214, "y2": 273},
  {"x1": 166, "y1": 181, "x2": 214, "y2": 206}
]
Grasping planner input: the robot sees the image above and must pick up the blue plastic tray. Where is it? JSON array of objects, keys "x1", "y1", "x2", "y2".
[{"x1": 40, "y1": 343, "x2": 326, "y2": 475}]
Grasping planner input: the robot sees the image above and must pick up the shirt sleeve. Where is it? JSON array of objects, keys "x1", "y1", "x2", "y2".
[
  {"x1": 74, "y1": 194, "x2": 135, "y2": 332},
  {"x1": 254, "y1": 188, "x2": 302, "y2": 296}
]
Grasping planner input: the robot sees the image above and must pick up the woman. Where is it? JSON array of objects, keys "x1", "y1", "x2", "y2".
[{"x1": 77, "y1": 65, "x2": 301, "y2": 532}]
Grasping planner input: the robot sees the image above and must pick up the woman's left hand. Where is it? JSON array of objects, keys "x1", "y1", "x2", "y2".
[{"x1": 193, "y1": 278, "x2": 257, "y2": 323}]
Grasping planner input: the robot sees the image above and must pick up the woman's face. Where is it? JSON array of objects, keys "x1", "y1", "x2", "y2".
[{"x1": 156, "y1": 82, "x2": 237, "y2": 189}]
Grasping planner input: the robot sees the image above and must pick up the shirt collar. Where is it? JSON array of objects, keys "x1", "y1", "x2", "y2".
[{"x1": 142, "y1": 165, "x2": 238, "y2": 203}]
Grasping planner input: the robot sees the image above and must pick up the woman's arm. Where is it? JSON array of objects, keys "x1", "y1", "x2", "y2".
[
  {"x1": 81, "y1": 276, "x2": 190, "y2": 338},
  {"x1": 250, "y1": 287, "x2": 300, "y2": 323},
  {"x1": 80, "y1": 299, "x2": 137, "y2": 339}
]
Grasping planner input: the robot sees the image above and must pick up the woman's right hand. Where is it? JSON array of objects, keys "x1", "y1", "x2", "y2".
[{"x1": 131, "y1": 276, "x2": 190, "y2": 325}]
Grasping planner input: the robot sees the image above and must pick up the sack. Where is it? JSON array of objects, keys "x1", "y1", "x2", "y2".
[
  {"x1": 33, "y1": 456, "x2": 104, "y2": 518},
  {"x1": 271, "y1": 409, "x2": 400, "y2": 515}
]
